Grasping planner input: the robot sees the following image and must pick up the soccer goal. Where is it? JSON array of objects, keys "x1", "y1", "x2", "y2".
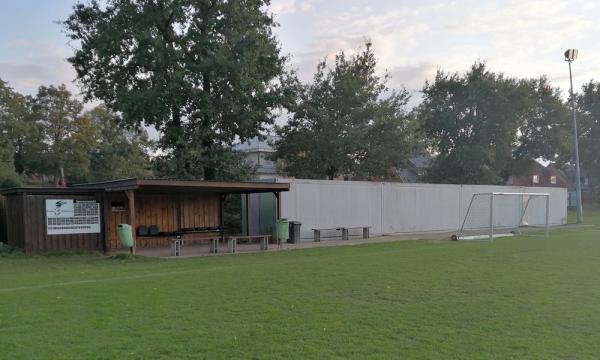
[{"x1": 453, "y1": 192, "x2": 550, "y2": 241}]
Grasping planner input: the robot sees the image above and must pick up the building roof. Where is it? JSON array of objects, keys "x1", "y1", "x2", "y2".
[
  {"x1": 399, "y1": 169, "x2": 418, "y2": 183},
  {"x1": 0, "y1": 187, "x2": 101, "y2": 195},
  {"x1": 409, "y1": 155, "x2": 433, "y2": 169},
  {"x1": 1, "y1": 178, "x2": 290, "y2": 195},
  {"x1": 507, "y1": 160, "x2": 572, "y2": 190}
]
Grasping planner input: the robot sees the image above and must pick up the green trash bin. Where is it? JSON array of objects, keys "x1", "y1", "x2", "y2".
[
  {"x1": 277, "y1": 218, "x2": 289, "y2": 244},
  {"x1": 117, "y1": 224, "x2": 134, "y2": 248}
]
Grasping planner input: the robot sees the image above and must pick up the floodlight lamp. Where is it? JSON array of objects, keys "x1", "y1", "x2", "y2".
[{"x1": 564, "y1": 49, "x2": 578, "y2": 61}]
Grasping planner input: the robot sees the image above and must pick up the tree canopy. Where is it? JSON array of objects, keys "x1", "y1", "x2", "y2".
[
  {"x1": 517, "y1": 77, "x2": 572, "y2": 159},
  {"x1": 0, "y1": 79, "x2": 29, "y2": 187},
  {"x1": 64, "y1": 0, "x2": 294, "y2": 180},
  {"x1": 418, "y1": 62, "x2": 571, "y2": 184},
  {"x1": 273, "y1": 43, "x2": 415, "y2": 180},
  {"x1": 34, "y1": 85, "x2": 98, "y2": 185},
  {"x1": 0, "y1": 79, "x2": 153, "y2": 187},
  {"x1": 0, "y1": 8, "x2": 589, "y2": 189},
  {"x1": 577, "y1": 81, "x2": 600, "y2": 189},
  {"x1": 84, "y1": 106, "x2": 153, "y2": 182}
]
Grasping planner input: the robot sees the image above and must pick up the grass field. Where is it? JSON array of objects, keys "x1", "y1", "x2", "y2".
[
  {"x1": 1, "y1": 208, "x2": 600, "y2": 359},
  {"x1": 568, "y1": 204, "x2": 600, "y2": 225}
]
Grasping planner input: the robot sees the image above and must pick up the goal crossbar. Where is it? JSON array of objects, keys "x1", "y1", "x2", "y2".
[{"x1": 455, "y1": 192, "x2": 550, "y2": 242}]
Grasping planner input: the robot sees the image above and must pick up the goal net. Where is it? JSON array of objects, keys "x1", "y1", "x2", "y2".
[{"x1": 454, "y1": 192, "x2": 550, "y2": 241}]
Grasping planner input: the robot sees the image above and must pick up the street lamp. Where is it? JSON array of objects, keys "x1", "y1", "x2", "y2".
[{"x1": 564, "y1": 49, "x2": 584, "y2": 224}]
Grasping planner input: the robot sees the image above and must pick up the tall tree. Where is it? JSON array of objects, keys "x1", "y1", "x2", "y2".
[
  {"x1": 0, "y1": 129, "x2": 19, "y2": 188},
  {"x1": 64, "y1": 0, "x2": 295, "y2": 180},
  {"x1": 515, "y1": 76, "x2": 572, "y2": 168},
  {"x1": 577, "y1": 81, "x2": 600, "y2": 194},
  {"x1": 419, "y1": 62, "x2": 570, "y2": 185},
  {"x1": 33, "y1": 85, "x2": 98, "y2": 185},
  {"x1": 0, "y1": 78, "x2": 42, "y2": 179},
  {"x1": 274, "y1": 43, "x2": 415, "y2": 180},
  {"x1": 83, "y1": 106, "x2": 152, "y2": 182},
  {"x1": 154, "y1": 144, "x2": 257, "y2": 181},
  {"x1": 0, "y1": 137, "x2": 20, "y2": 188},
  {"x1": 0, "y1": 79, "x2": 22, "y2": 187}
]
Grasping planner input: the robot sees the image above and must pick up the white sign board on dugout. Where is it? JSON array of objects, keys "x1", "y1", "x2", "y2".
[{"x1": 45, "y1": 199, "x2": 101, "y2": 235}]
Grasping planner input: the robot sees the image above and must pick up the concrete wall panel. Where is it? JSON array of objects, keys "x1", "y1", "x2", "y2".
[{"x1": 279, "y1": 179, "x2": 568, "y2": 239}]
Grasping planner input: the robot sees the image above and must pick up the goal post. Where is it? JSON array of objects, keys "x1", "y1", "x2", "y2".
[{"x1": 453, "y1": 192, "x2": 550, "y2": 241}]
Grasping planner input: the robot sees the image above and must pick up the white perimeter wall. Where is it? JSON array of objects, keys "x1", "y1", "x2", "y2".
[{"x1": 279, "y1": 179, "x2": 568, "y2": 239}]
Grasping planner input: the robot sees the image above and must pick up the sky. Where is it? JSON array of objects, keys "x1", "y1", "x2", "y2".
[{"x1": 1, "y1": 0, "x2": 599, "y2": 105}]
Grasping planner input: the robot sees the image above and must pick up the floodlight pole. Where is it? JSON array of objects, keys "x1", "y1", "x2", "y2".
[{"x1": 565, "y1": 50, "x2": 584, "y2": 224}]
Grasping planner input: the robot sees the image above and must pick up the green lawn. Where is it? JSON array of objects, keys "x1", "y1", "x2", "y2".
[
  {"x1": 1, "y1": 210, "x2": 600, "y2": 359},
  {"x1": 568, "y1": 204, "x2": 600, "y2": 225}
]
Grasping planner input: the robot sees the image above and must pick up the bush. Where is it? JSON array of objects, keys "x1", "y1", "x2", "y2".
[
  {"x1": 0, "y1": 161, "x2": 21, "y2": 188},
  {"x1": 0, "y1": 242, "x2": 23, "y2": 256}
]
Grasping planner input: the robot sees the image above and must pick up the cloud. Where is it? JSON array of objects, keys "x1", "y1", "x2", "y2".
[
  {"x1": 388, "y1": 63, "x2": 438, "y2": 91},
  {"x1": 438, "y1": 0, "x2": 600, "y2": 92},
  {"x1": 269, "y1": 0, "x2": 317, "y2": 16},
  {"x1": 0, "y1": 39, "x2": 78, "y2": 96},
  {"x1": 0, "y1": 60, "x2": 77, "y2": 96},
  {"x1": 282, "y1": 0, "x2": 600, "y2": 101},
  {"x1": 3, "y1": 0, "x2": 599, "y2": 110},
  {"x1": 286, "y1": 4, "x2": 442, "y2": 90},
  {"x1": 8, "y1": 39, "x2": 70, "y2": 59}
]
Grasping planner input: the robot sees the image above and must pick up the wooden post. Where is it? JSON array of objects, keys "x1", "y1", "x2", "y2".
[
  {"x1": 177, "y1": 192, "x2": 183, "y2": 232},
  {"x1": 219, "y1": 194, "x2": 227, "y2": 230},
  {"x1": 100, "y1": 191, "x2": 110, "y2": 252},
  {"x1": 126, "y1": 190, "x2": 136, "y2": 255}
]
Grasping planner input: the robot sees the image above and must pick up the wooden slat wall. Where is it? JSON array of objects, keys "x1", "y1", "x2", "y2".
[
  {"x1": 105, "y1": 192, "x2": 129, "y2": 250},
  {"x1": 20, "y1": 194, "x2": 103, "y2": 253},
  {"x1": 180, "y1": 193, "x2": 220, "y2": 229},
  {"x1": 136, "y1": 193, "x2": 179, "y2": 233},
  {"x1": 5, "y1": 194, "x2": 26, "y2": 250},
  {"x1": 106, "y1": 191, "x2": 221, "y2": 250},
  {"x1": 0, "y1": 195, "x2": 7, "y2": 244}
]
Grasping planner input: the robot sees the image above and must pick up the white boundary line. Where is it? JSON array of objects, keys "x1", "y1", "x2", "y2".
[{"x1": 0, "y1": 268, "x2": 211, "y2": 293}]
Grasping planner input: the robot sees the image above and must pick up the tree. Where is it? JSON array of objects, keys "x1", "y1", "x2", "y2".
[
  {"x1": 64, "y1": 0, "x2": 294, "y2": 180},
  {"x1": 84, "y1": 106, "x2": 152, "y2": 182},
  {"x1": 154, "y1": 143, "x2": 256, "y2": 181},
  {"x1": 0, "y1": 78, "x2": 42, "y2": 180},
  {"x1": 577, "y1": 81, "x2": 600, "y2": 194},
  {"x1": 419, "y1": 62, "x2": 570, "y2": 185},
  {"x1": 33, "y1": 85, "x2": 98, "y2": 185},
  {"x1": 0, "y1": 142, "x2": 20, "y2": 188},
  {"x1": 274, "y1": 43, "x2": 415, "y2": 180},
  {"x1": 0, "y1": 79, "x2": 21, "y2": 187},
  {"x1": 515, "y1": 77, "x2": 572, "y2": 167},
  {"x1": 0, "y1": 129, "x2": 20, "y2": 188}
]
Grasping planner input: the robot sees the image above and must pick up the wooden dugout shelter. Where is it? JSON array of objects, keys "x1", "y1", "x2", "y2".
[{"x1": 0, "y1": 178, "x2": 289, "y2": 254}]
